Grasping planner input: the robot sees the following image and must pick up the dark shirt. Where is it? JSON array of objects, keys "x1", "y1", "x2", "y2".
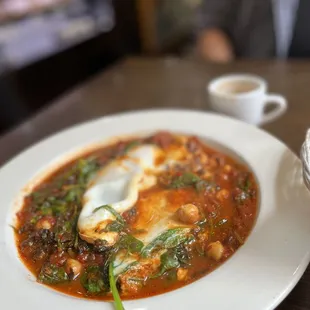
[{"x1": 197, "y1": 0, "x2": 276, "y2": 58}]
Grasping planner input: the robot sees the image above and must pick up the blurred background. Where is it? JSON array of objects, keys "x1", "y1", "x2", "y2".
[
  {"x1": 1, "y1": 0, "x2": 308, "y2": 135},
  {"x1": 0, "y1": 0, "x2": 201, "y2": 135}
]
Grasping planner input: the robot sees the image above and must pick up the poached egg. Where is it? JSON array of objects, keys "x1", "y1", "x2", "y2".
[{"x1": 78, "y1": 144, "x2": 162, "y2": 245}]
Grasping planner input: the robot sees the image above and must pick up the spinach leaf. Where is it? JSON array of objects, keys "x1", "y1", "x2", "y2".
[
  {"x1": 115, "y1": 261, "x2": 139, "y2": 277},
  {"x1": 174, "y1": 244, "x2": 191, "y2": 265},
  {"x1": 166, "y1": 269, "x2": 177, "y2": 281},
  {"x1": 109, "y1": 262, "x2": 124, "y2": 310},
  {"x1": 141, "y1": 228, "x2": 191, "y2": 258},
  {"x1": 80, "y1": 266, "x2": 107, "y2": 294},
  {"x1": 153, "y1": 244, "x2": 190, "y2": 278},
  {"x1": 99, "y1": 234, "x2": 143, "y2": 284},
  {"x1": 93, "y1": 205, "x2": 126, "y2": 233},
  {"x1": 118, "y1": 234, "x2": 144, "y2": 254},
  {"x1": 170, "y1": 172, "x2": 201, "y2": 189},
  {"x1": 153, "y1": 250, "x2": 180, "y2": 277},
  {"x1": 93, "y1": 205, "x2": 125, "y2": 225},
  {"x1": 106, "y1": 220, "x2": 125, "y2": 232},
  {"x1": 38, "y1": 263, "x2": 68, "y2": 284}
]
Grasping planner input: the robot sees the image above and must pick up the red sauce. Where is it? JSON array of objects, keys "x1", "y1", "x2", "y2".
[{"x1": 15, "y1": 133, "x2": 258, "y2": 300}]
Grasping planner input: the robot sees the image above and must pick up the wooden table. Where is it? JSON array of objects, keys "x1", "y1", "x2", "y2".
[{"x1": 1, "y1": 57, "x2": 309, "y2": 309}]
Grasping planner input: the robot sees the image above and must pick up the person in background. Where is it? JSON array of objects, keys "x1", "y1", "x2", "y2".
[{"x1": 197, "y1": 0, "x2": 309, "y2": 62}]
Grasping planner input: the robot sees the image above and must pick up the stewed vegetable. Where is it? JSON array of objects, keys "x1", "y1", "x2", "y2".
[{"x1": 15, "y1": 132, "x2": 258, "y2": 303}]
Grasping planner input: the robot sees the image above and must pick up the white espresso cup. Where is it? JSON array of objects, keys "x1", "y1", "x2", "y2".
[{"x1": 208, "y1": 74, "x2": 287, "y2": 125}]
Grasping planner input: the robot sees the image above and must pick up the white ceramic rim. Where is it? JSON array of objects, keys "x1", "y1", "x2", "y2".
[
  {"x1": 208, "y1": 74, "x2": 267, "y2": 99},
  {"x1": 0, "y1": 109, "x2": 310, "y2": 310}
]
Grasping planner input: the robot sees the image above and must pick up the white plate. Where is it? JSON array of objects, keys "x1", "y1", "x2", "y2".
[{"x1": 1, "y1": 109, "x2": 310, "y2": 310}]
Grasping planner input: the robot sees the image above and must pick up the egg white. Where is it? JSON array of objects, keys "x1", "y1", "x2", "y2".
[
  {"x1": 78, "y1": 141, "x2": 192, "y2": 255},
  {"x1": 78, "y1": 145, "x2": 160, "y2": 245}
]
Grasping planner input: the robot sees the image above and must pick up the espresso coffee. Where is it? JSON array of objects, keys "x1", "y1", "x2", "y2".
[
  {"x1": 208, "y1": 74, "x2": 287, "y2": 125},
  {"x1": 216, "y1": 80, "x2": 258, "y2": 95}
]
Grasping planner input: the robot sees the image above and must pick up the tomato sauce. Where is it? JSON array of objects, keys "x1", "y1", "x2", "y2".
[{"x1": 15, "y1": 132, "x2": 258, "y2": 301}]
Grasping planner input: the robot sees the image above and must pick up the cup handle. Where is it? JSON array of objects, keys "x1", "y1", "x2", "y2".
[{"x1": 261, "y1": 94, "x2": 287, "y2": 125}]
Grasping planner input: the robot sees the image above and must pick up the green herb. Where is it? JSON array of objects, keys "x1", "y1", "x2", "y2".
[
  {"x1": 174, "y1": 244, "x2": 191, "y2": 265},
  {"x1": 106, "y1": 235, "x2": 144, "y2": 280},
  {"x1": 153, "y1": 244, "x2": 190, "y2": 278},
  {"x1": 166, "y1": 269, "x2": 177, "y2": 281},
  {"x1": 153, "y1": 250, "x2": 180, "y2": 278},
  {"x1": 123, "y1": 141, "x2": 140, "y2": 154},
  {"x1": 243, "y1": 178, "x2": 251, "y2": 192},
  {"x1": 238, "y1": 174, "x2": 252, "y2": 192},
  {"x1": 106, "y1": 221, "x2": 125, "y2": 232},
  {"x1": 109, "y1": 262, "x2": 125, "y2": 310},
  {"x1": 93, "y1": 205, "x2": 126, "y2": 232},
  {"x1": 118, "y1": 234, "x2": 144, "y2": 254},
  {"x1": 93, "y1": 205, "x2": 126, "y2": 233},
  {"x1": 39, "y1": 203, "x2": 53, "y2": 216},
  {"x1": 30, "y1": 216, "x2": 39, "y2": 225},
  {"x1": 80, "y1": 266, "x2": 107, "y2": 294},
  {"x1": 115, "y1": 261, "x2": 139, "y2": 277},
  {"x1": 39, "y1": 199, "x2": 68, "y2": 216},
  {"x1": 93, "y1": 205, "x2": 125, "y2": 224},
  {"x1": 170, "y1": 172, "x2": 201, "y2": 189},
  {"x1": 38, "y1": 263, "x2": 68, "y2": 284},
  {"x1": 30, "y1": 190, "x2": 46, "y2": 205},
  {"x1": 65, "y1": 186, "x2": 83, "y2": 202},
  {"x1": 53, "y1": 203, "x2": 68, "y2": 215},
  {"x1": 77, "y1": 158, "x2": 99, "y2": 185},
  {"x1": 141, "y1": 228, "x2": 191, "y2": 258}
]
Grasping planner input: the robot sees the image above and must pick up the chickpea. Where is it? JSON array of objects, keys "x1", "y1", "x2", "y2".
[
  {"x1": 199, "y1": 152, "x2": 209, "y2": 165},
  {"x1": 35, "y1": 216, "x2": 55, "y2": 230},
  {"x1": 209, "y1": 158, "x2": 218, "y2": 168},
  {"x1": 177, "y1": 268, "x2": 188, "y2": 281},
  {"x1": 176, "y1": 204, "x2": 200, "y2": 224},
  {"x1": 216, "y1": 189, "x2": 230, "y2": 201},
  {"x1": 65, "y1": 258, "x2": 82, "y2": 279},
  {"x1": 202, "y1": 171, "x2": 213, "y2": 179},
  {"x1": 223, "y1": 165, "x2": 232, "y2": 173},
  {"x1": 198, "y1": 231, "x2": 209, "y2": 243},
  {"x1": 207, "y1": 241, "x2": 224, "y2": 261}
]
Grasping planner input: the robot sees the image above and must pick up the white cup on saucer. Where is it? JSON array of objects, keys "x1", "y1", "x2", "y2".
[{"x1": 207, "y1": 74, "x2": 287, "y2": 126}]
